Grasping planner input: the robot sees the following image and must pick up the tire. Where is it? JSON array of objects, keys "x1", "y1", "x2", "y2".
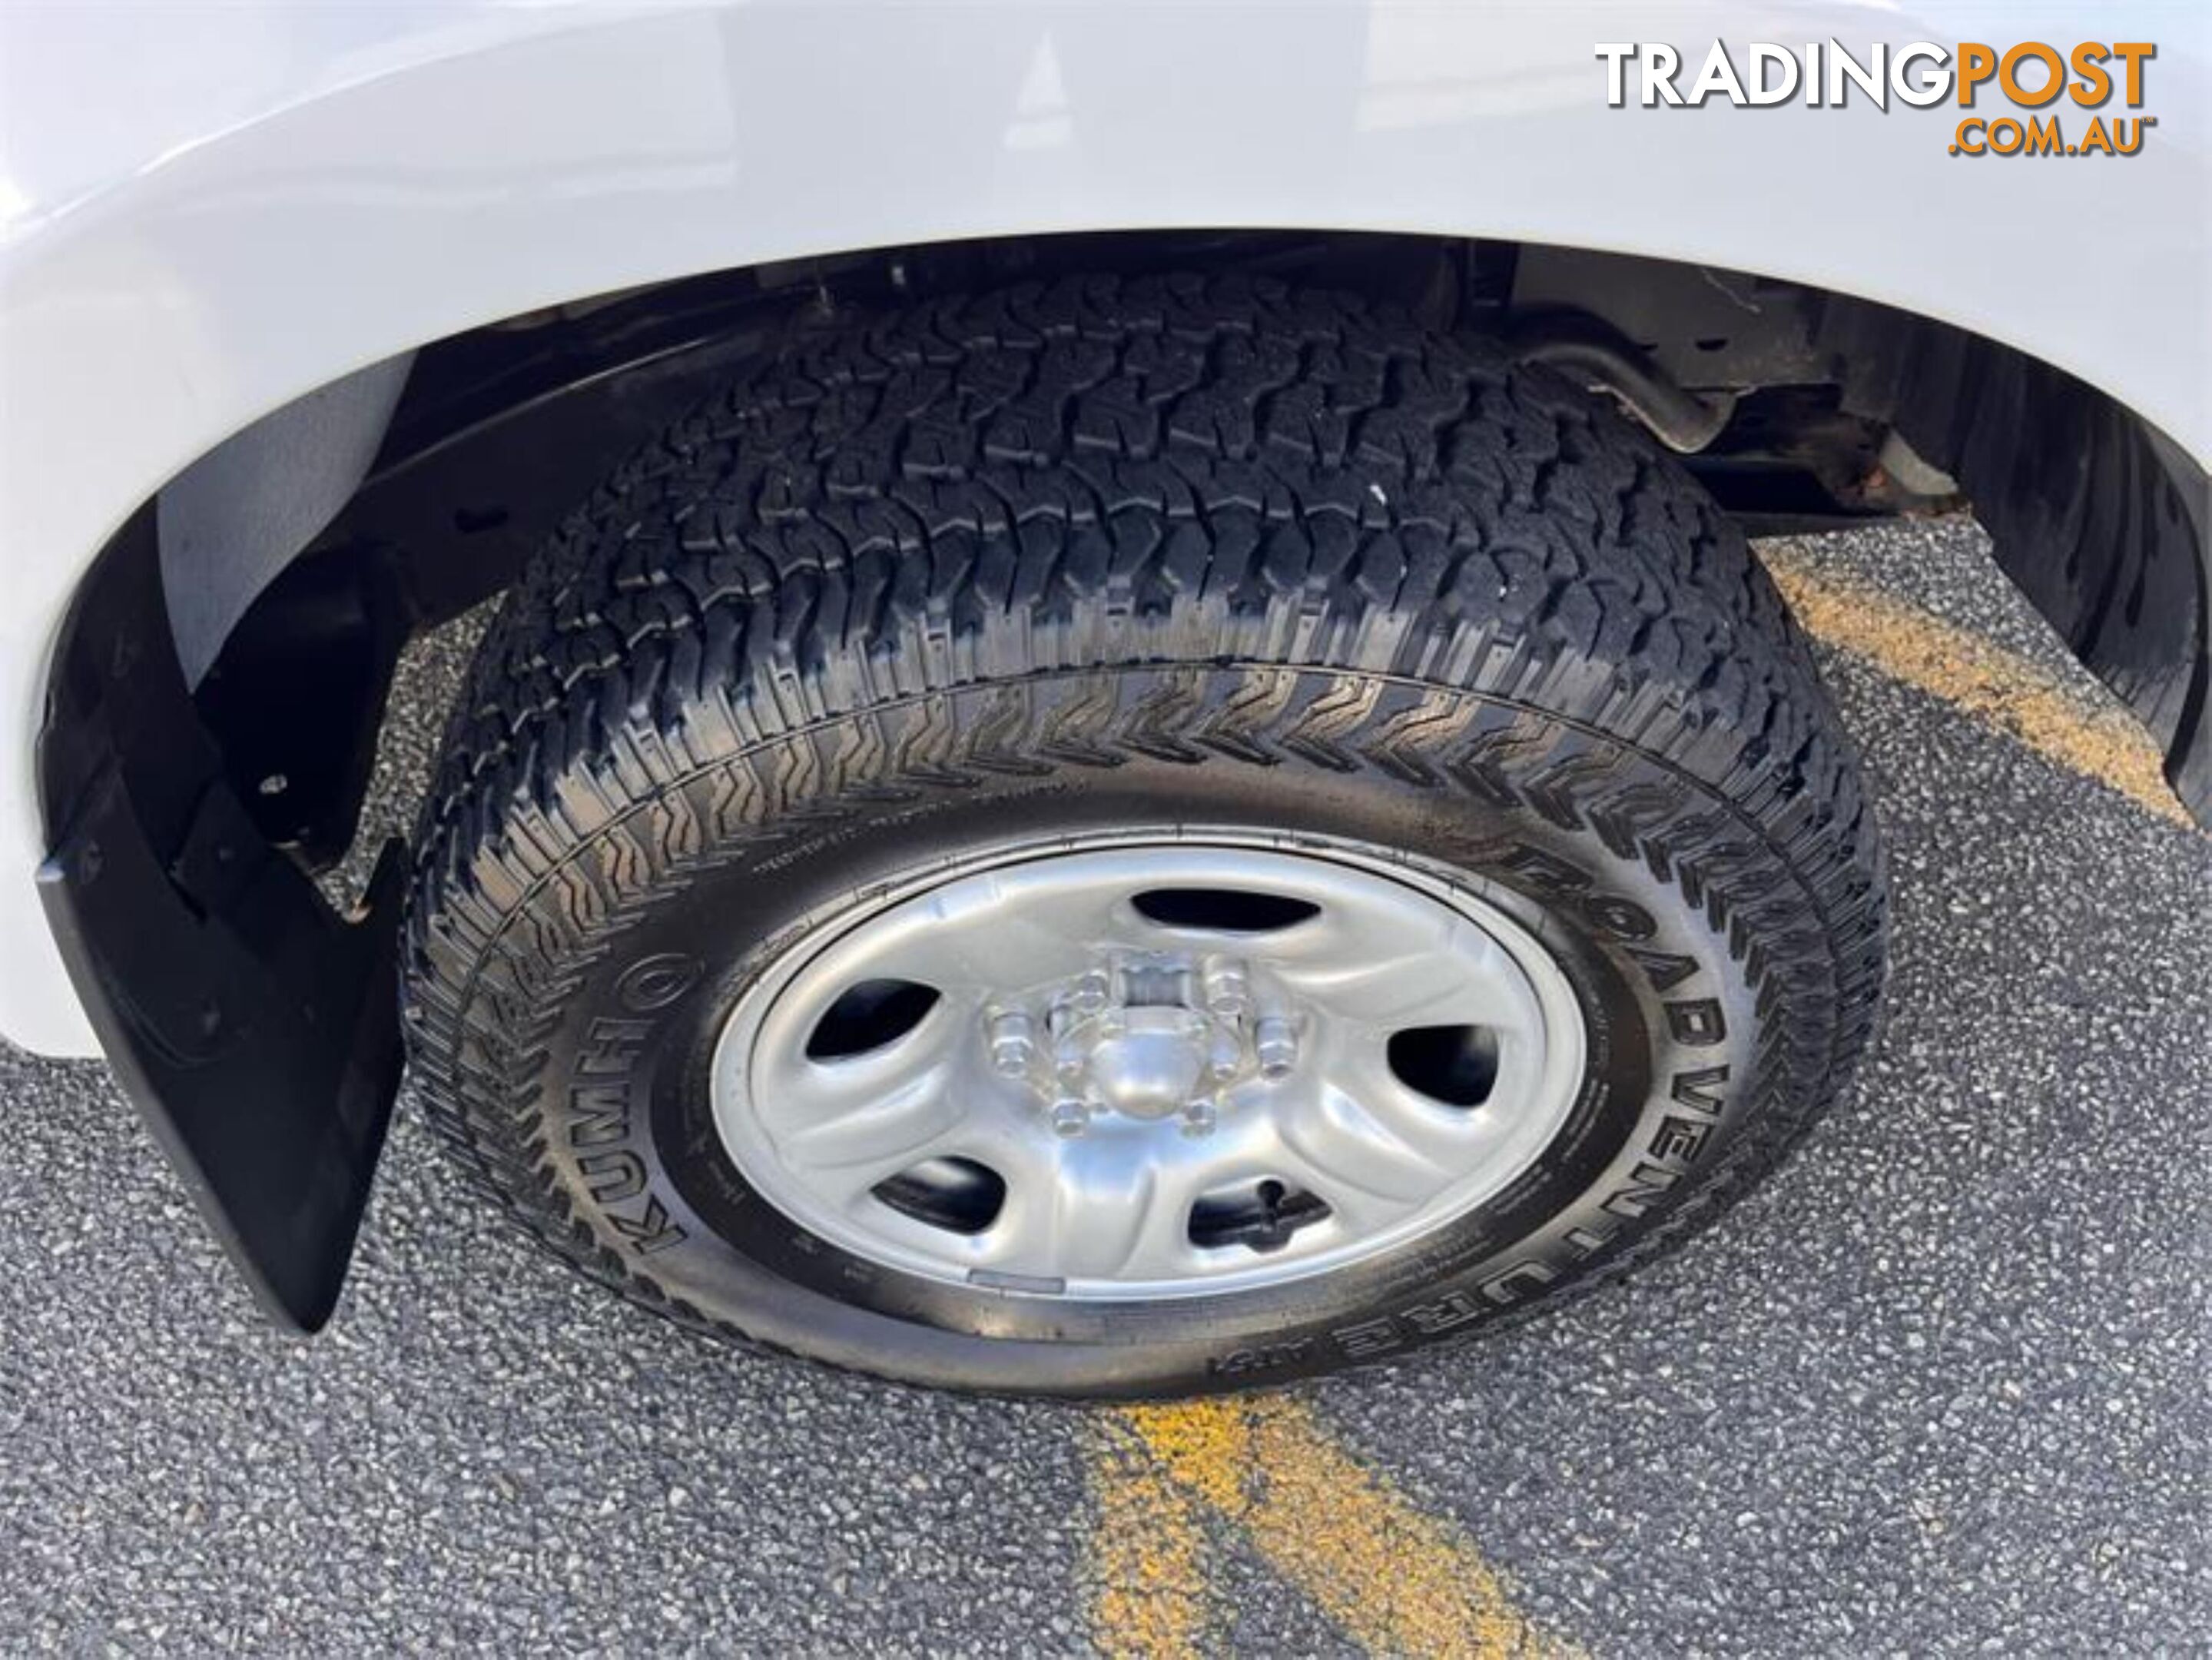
[{"x1": 402, "y1": 274, "x2": 1887, "y2": 1398}]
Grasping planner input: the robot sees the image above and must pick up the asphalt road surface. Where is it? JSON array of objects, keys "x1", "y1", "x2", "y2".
[{"x1": 3, "y1": 518, "x2": 2206, "y2": 1655}]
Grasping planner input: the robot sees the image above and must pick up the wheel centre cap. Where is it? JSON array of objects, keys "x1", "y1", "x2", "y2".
[{"x1": 1086, "y1": 1011, "x2": 1205, "y2": 1119}]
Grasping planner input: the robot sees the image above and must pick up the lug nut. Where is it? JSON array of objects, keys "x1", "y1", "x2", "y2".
[
  {"x1": 1202, "y1": 959, "x2": 1252, "y2": 1020},
  {"x1": 1180, "y1": 1100, "x2": 1218, "y2": 1138},
  {"x1": 1208, "y1": 1029, "x2": 1242, "y2": 1081},
  {"x1": 1071, "y1": 970, "x2": 1110, "y2": 1014},
  {"x1": 1050, "y1": 1099, "x2": 1092, "y2": 1138},
  {"x1": 989, "y1": 1010, "x2": 1036, "y2": 1077},
  {"x1": 1255, "y1": 1014, "x2": 1298, "y2": 1079}
]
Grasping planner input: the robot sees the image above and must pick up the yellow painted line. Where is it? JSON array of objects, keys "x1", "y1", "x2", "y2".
[
  {"x1": 1760, "y1": 546, "x2": 2193, "y2": 829},
  {"x1": 1088, "y1": 1429, "x2": 1215, "y2": 1658},
  {"x1": 1103, "y1": 1398, "x2": 1574, "y2": 1659}
]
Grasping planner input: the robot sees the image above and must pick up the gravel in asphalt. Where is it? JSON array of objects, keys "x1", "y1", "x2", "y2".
[{"x1": 1, "y1": 516, "x2": 2205, "y2": 1655}]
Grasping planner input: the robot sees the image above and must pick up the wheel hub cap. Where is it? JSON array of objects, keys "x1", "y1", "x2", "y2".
[{"x1": 992, "y1": 953, "x2": 1295, "y2": 1136}]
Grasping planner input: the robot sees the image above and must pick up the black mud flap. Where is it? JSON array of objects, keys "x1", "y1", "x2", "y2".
[{"x1": 35, "y1": 508, "x2": 403, "y2": 1331}]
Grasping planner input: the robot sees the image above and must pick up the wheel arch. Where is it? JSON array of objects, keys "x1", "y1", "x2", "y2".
[{"x1": 62, "y1": 234, "x2": 2212, "y2": 881}]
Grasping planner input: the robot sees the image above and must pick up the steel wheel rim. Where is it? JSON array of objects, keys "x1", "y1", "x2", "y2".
[{"x1": 709, "y1": 831, "x2": 1588, "y2": 1303}]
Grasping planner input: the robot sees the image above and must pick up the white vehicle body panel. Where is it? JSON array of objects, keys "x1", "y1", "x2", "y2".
[{"x1": 2, "y1": 1, "x2": 2206, "y2": 1055}]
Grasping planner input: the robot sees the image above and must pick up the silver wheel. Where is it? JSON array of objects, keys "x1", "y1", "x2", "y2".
[{"x1": 710, "y1": 832, "x2": 1587, "y2": 1302}]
